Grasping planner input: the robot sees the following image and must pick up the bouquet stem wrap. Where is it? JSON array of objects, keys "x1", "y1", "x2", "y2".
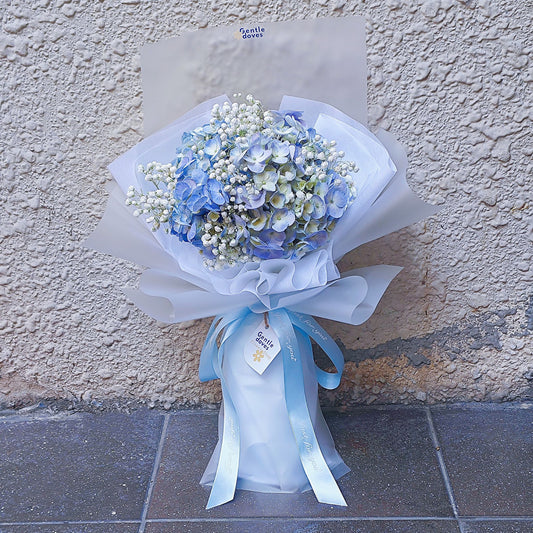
[{"x1": 199, "y1": 307, "x2": 350, "y2": 508}]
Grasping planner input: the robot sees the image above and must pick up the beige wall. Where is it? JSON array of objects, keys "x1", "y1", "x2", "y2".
[{"x1": 0, "y1": 0, "x2": 531, "y2": 408}]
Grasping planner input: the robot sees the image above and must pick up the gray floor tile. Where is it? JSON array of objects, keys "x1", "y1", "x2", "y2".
[
  {"x1": 0, "y1": 524, "x2": 138, "y2": 533},
  {"x1": 327, "y1": 408, "x2": 452, "y2": 517},
  {"x1": 431, "y1": 405, "x2": 533, "y2": 517},
  {"x1": 0, "y1": 410, "x2": 164, "y2": 522},
  {"x1": 461, "y1": 519, "x2": 533, "y2": 533},
  {"x1": 145, "y1": 518, "x2": 461, "y2": 532},
  {"x1": 148, "y1": 408, "x2": 453, "y2": 518}
]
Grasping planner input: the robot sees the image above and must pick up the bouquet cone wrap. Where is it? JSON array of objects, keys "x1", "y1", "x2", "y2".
[
  {"x1": 200, "y1": 312, "x2": 349, "y2": 496},
  {"x1": 85, "y1": 95, "x2": 441, "y2": 508}
]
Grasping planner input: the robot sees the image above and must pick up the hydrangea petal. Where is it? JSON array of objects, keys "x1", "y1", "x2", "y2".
[{"x1": 206, "y1": 179, "x2": 228, "y2": 205}]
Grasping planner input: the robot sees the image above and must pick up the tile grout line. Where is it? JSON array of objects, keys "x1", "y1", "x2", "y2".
[
  {"x1": 1, "y1": 517, "x2": 533, "y2": 526},
  {"x1": 138, "y1": 413, "x2": 170, "y2": 533},
  {"x1": 144, "y1": 516, "x2": 533, "y2": 523},
  {"x1": 0, "y1": 521, "x2": 142, "y2": 527},
  {"x1": 425, "y1": 406, "x2": 466, "y2": 533},
  {"x1": 145, "y1": 517, "x2": 462, "y2": 523}
]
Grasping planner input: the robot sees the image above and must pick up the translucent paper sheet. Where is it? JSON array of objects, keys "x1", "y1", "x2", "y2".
[
  {"x1": 86, "y1": 96, "x2": 433, "y2": 323},
  {"x1": 141, "y1": 17, "x2": 367, "y2": 135},
  {"x1": 200, "y1": 317, "x2": 349, "y2": 493},
  {"x1": 85, "y1": 17, "x2": 442, "y2": 508}
]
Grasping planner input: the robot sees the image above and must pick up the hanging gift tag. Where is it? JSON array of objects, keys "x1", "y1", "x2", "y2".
[{"x1": 244, "y1": 316, "x2": 281, "y2": 375}]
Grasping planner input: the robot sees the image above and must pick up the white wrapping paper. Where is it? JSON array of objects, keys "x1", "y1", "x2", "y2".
[
  {"x1": 201, "y1": 317, "x2": 349, "y2": 493},
  {"x1": 85, "y1": 18, "x2": 442, "y2": 507}
]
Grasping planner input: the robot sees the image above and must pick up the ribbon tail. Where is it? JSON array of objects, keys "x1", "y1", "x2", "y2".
[
  {"x1": 206, "y1": 383, "x2": 240, "y2": 509},
  {"x1": 201, "y1": 310, "x2": 249, "y2": 509},
  {"x1": 287, "y1": 310, "x2": 345, "y2": 390},
  {"x1": 270, "y1": 309, "x2": 347, "y2": 507}
]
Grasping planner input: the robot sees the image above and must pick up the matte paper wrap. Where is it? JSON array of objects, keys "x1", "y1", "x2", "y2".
[
  {"x1": 85, "y1": 95, "x2": 440, "y2": 508},
  {"x1": 200, "y1": 312, "x2": 349, "y2": 496},
  {"x1": 85, "y1": 18, "x2": 441, "y2": 509}
]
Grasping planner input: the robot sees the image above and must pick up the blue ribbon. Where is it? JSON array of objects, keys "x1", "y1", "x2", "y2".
[{"x1": 199, "y1": 307, "x2": 346, "y2": 508}]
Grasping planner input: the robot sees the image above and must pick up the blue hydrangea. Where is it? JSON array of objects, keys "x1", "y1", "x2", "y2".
[{"x1": 128, "y1": 95, "x2": 358, "y2": 269}]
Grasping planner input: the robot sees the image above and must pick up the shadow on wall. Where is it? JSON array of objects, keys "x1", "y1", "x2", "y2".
[{"x1": 314, "y1": 294, "x2": 532, "y2": 372}]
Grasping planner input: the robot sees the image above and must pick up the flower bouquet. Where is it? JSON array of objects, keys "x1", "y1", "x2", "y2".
[{"x1": 85, "y1": 93, "x2": 439, "y2": 508}]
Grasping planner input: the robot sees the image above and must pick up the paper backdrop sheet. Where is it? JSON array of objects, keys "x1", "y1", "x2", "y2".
[{"x1": 141, "y1": 16, "x2": 367, "y2": 135}]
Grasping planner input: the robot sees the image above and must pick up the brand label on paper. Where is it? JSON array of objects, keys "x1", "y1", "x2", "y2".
[
  {"x1": 244, "y1": 317, "x2": 281, "y2": 375},
  {"x1": 233, "y1": 26, "x2": 266, "y2": 40}
]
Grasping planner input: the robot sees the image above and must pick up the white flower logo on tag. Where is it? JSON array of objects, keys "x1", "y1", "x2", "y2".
[{"x1": 244, "y1": 317, "x2": 281, "y2": 375}]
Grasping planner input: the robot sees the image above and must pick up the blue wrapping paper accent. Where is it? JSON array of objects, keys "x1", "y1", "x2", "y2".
[{"x1": 199, "y1": 307, "x2": 347, "y2": 508}]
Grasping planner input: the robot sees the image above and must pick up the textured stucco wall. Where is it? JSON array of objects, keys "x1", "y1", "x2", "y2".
[{"x1": 0, "y1": 0, "x2": 531, "y2": 409}]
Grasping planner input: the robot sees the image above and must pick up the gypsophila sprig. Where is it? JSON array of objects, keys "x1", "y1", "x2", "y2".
[
  {"x1": 127, "y1": 94, "x2": 358, "y2": 269},
  {"x1": 126, "y1": 162, "x2": 177, "y2": 230}
]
